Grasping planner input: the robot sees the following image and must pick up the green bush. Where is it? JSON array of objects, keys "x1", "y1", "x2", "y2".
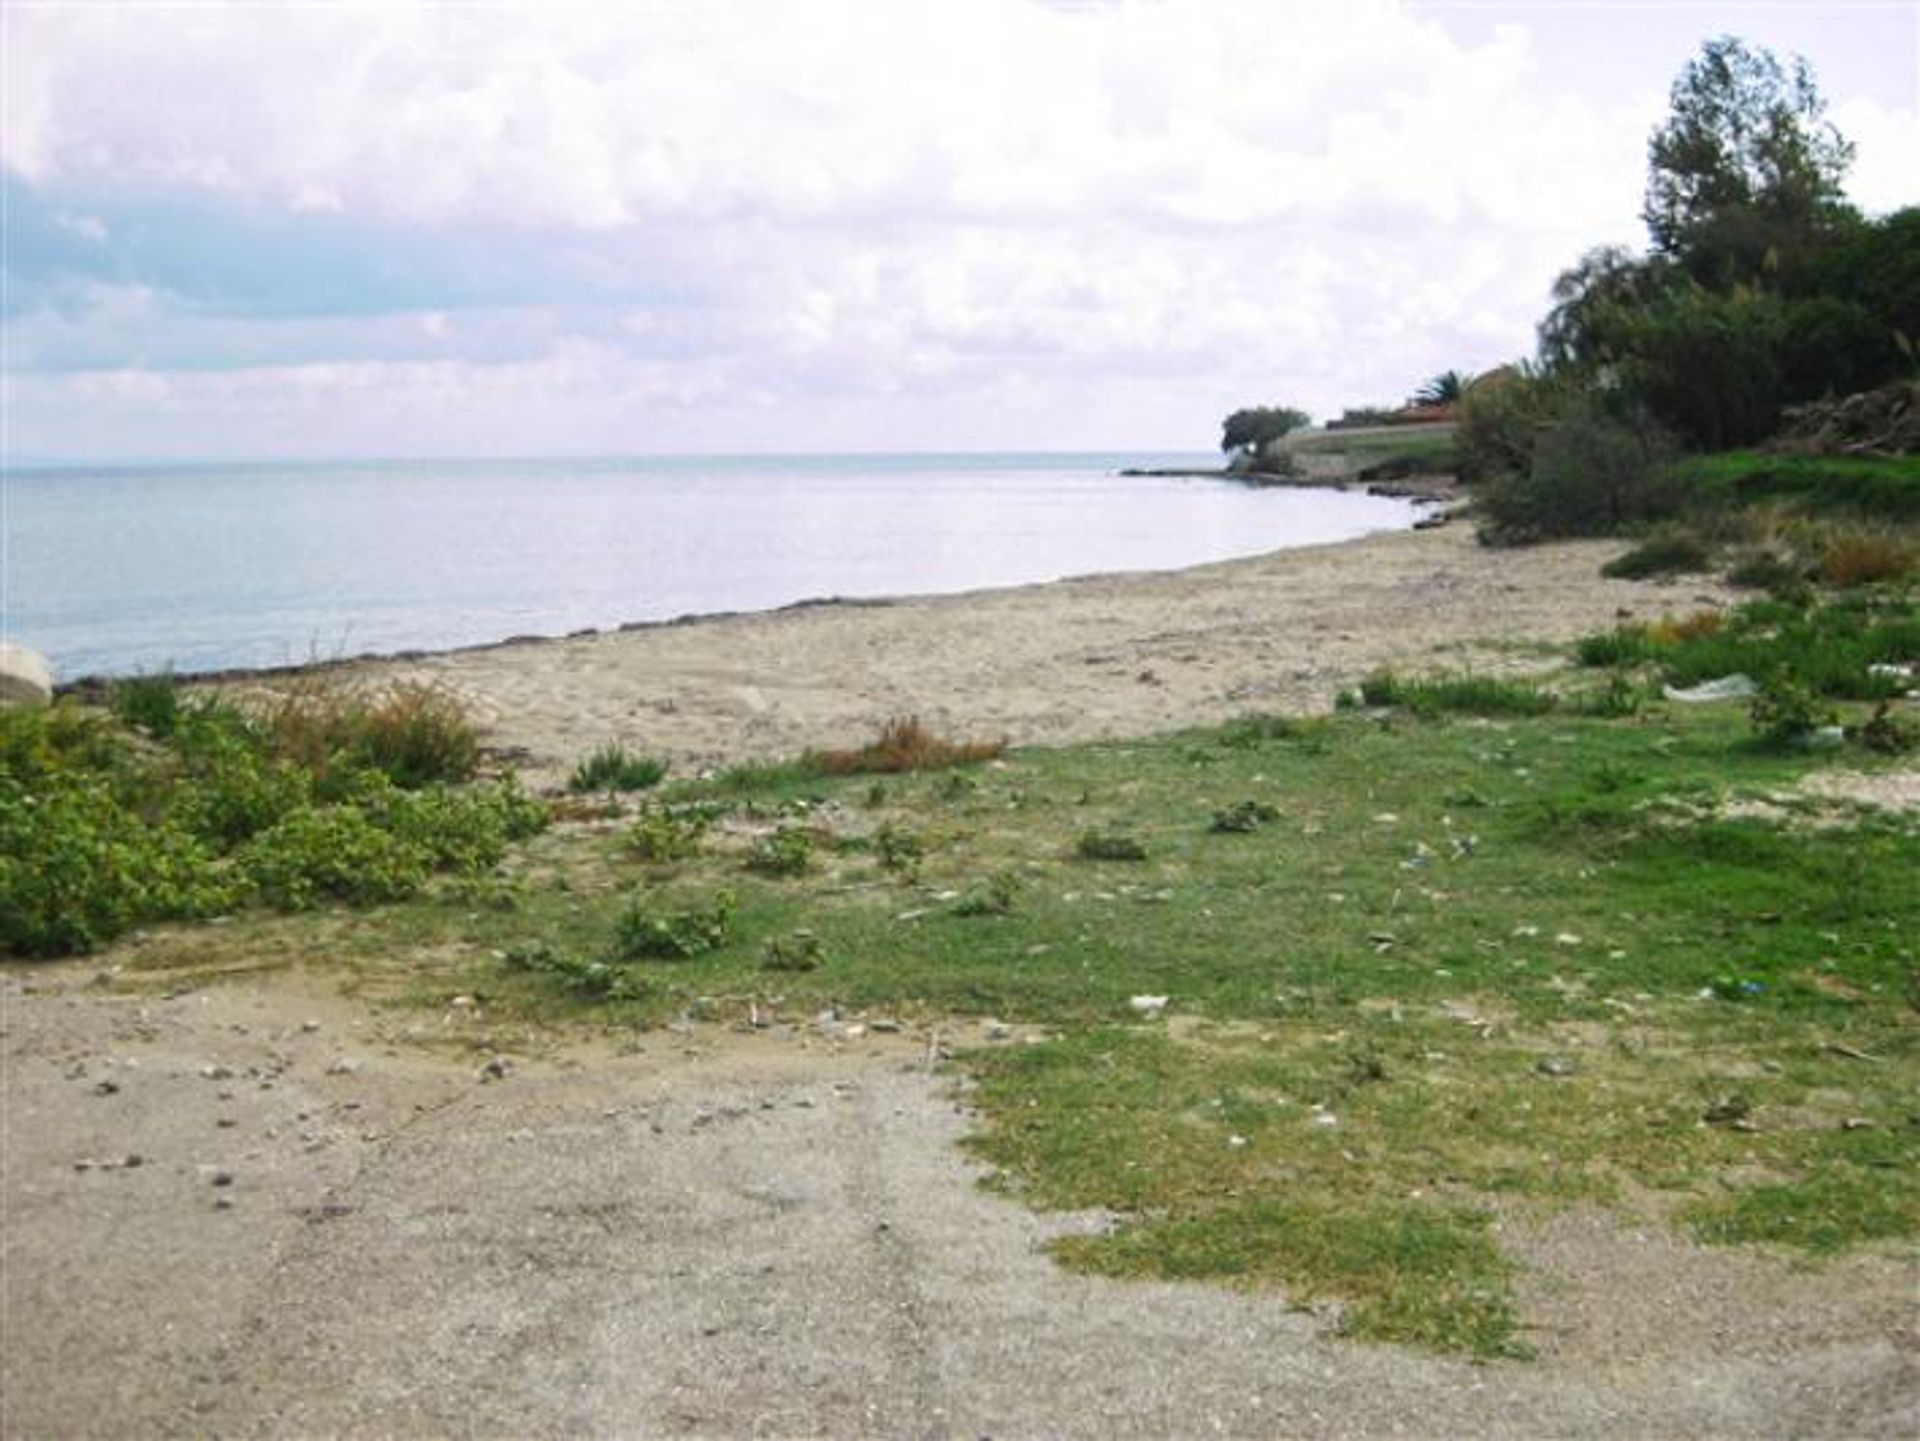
[
  {"x1": 242, "y1": 806, "x2": 432, "y2": 910},
  {"x1": 109, "y1": 670, "x2": 182, "y2": 738},
  {"x1": 625, "y1": 808, "x2": 708, "y2": 863},
  {"x1": 1601, "y1": 528, "x2": 1713, "y2": 579},
  {"x1": 761, "y1": 929, "x2": 825, "y2": 971},
  {"x1": 1210, "y1": 799, "x2": 1281, "y2": 833},
  {"x1": 569, "y1": 743, "x2": 668, "y2": 794},
  {"x1": 0, "y1": 772, "x2": 232, "y2": 956},
  {"x1": 745, "y1": 825, "x2": 814, "y2": 877},
  {"x1": 611, "y1": 889, "x2": 736, "y2": 959},
  {"x1": 1476, "y1": 397, "x2": 1682, "y2": 544},
  {"x1": 952, "y1": 869, "x2": 1022, "y2": 915},
  {"x1": 1076, "y1": 828, "x2": 1149, "y2": 862}
]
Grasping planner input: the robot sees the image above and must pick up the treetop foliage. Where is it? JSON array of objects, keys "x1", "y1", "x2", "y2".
[
  {"x1": 1220, "y1": 405, "x2": 1310, "y2": 455},
  {"x1": 1643, "y1": 35, "x2": 1856, "y2": 289}
]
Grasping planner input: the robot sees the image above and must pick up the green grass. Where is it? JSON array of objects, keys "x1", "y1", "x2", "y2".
[
  {"x1": 1673, "y1": 450, "x2": 1920, "y2": 521},
  {"x1": 23, "y1": 652, "x2": 1920, "y2": 1360}
]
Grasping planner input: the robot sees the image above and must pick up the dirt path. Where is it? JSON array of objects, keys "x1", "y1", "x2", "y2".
[{"x1": 5, "y1": 968, "x2": 1913, "y2": 1438}]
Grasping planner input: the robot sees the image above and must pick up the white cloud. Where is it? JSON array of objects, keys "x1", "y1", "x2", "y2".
[{"x1": 5, "y1": 0, "x2": 1913, "y2": 457}]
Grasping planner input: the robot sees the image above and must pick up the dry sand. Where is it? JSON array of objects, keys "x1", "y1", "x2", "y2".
[{"x1": 335, "y1": 518, "x2": 1735, "y2": 784}]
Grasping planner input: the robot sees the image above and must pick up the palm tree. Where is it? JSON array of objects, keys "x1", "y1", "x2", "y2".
[{"x1": 1412, "y1": 370, "x2": 1471, "y2": 407}]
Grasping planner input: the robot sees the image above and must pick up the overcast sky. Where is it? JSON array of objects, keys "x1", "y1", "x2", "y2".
[{"x1": 4, "y1": 0, "x2": 1915, "y2": 460}]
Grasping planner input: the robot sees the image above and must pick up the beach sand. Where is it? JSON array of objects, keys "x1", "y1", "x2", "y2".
[{"x1": 336, "y1": 518, "x2": 1732, "y2": 783}]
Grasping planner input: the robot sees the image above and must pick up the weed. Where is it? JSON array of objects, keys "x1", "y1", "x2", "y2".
[
  {"x1": 807, "y1": 715, "x2": 1006, "y2": 775},
  {"x1": 1076, "y1": 827, "x2": 1149, "y2": 861},
  {"x1": 1851, "y1": 700, "x2": 1920, "y2": 754},
  {"x1": 625, "y1": 808, "x2": 709, "y2": 863},
  {"x1": 109, "y1": 670, "x2": 182, "y2": 738},
  {"x1": 761, "y1": 929, "x2": 825, "y2": 971},
  {"x1": 1812, "y1": 526, "x2": 1918, "y2": 588},
  {"x1": 1602, "y1": 528, "x2": 1713, "y2": 579},
  {"x1": 952, "y1": 869, "x2": 1022, "y2": 916},
  {"x1": 874, "y1": 822, "x2": 925, "y2": 879},
  {"x1": 745, "y1": 825, "x2": 814, "y2": 877},
  {"x1": 569, "y1": 742, "x2": 668, "y2": 794},
  {"x1": 255, "y1": 678, "x2": 478, "y2": 788},
  {"x1": 1209, "y1": 799, "x2": 1281, "y2": 833},
  {"x1": 611, "y1": 888, "x2": 736, "y2": 960},
  {"x1": 1749, "y1": 669, "x2": 1838, "y2": 747}
]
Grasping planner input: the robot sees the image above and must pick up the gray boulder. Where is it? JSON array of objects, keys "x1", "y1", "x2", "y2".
[{"x1": 0, "y1": 645, "x2": 54, "y2": 708}]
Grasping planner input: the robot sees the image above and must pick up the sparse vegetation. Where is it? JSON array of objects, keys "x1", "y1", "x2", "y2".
[
  {"x1": 807, "y1": 715, "x2": 1006, "y2": 775},
  {"x1": 568, "y1": 742, "x2": 668, "y2": 794},
  {"x1": 0, "y1": 680, "x2": 540, "y2": 956}
]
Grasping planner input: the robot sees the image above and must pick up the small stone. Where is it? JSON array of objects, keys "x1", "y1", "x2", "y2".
[
  {"x1": 213, "y1": 1195, "x2": 235, "y2": 1211},
  {"x1": 868, "y1": 1018, "x2": 904, "y2": 1034},
  {"x1": 201, "y1": 1064, "x2": 234, "y2": 1080},
  {"x1": 93, "y1": 1079, "x2": 120, "y2": 1096},
  {"x1": 1535, "y1": 1056, "x2": 1577, "y2": 1078},
  {"x1": 122, "y1": 1153, "x2": 144, "y2": 1168},
  {"x1": 326, "y1": 1057, "x2": 361, "y2": 1076},
  {"x1": 301, "y1": 1020, "x2": 321, "y2": 1033},
  {"x1": 216, "y1": 1117, "x2": 237, "y2": 1129},
  {"x1": 1841, "y1": 1117, "x2": 1875, "y2": 1131},
  {"x1": 1129, "y1": 995, "x2": 1169, "y2": 1019},
  {"x1": 1227, "y1": 1134, "x2": 1249, "y2": 1149},
  {"x1": 478, "y1": 1056, "x2": 513, "y2": 1082},
  {"x1": 211, "y1": 1170, "x2": 234, "y2": 1187}
]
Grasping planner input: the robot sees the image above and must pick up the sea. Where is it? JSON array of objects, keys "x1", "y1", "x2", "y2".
[{"x1": 3, "y1": 453, "x2": 1418, "y2": 681}]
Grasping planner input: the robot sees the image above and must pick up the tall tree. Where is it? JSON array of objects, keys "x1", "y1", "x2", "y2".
[{"x1": 1642, "y1": 36, "x2": 1856, "y2": 289}]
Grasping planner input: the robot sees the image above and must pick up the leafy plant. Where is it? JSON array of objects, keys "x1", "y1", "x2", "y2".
[
  {"x1": 625, "y1": 808, "x2": 709, "y2": 862},
  {"x1": 1749, "y1": 668, "x2": 1837, "y2": 747},
  {"x1": 109, "y1": 670, "x2": 182, "y2": 738},
  {"x1": 1076, "y1": 827, "x2": 1148, "y2": 861},
  {"x1": 1209, "y1": 799, "x2": 1280, "y2": 834},
  {"x1": 874, "y1": 822, "x2": 925, "y2": 879},
  {"x1": 761, "y1": 929, "x2": 825, "y2": 971},
  {"x1": 952, "y1": 869, "x2": 1022, "y2": 916},
  {"x1": 745, "y1": 825, "x2": 814, "y2": 877},
  {"x1": 242, "y1": 805, "x2": 433, "y2": 910},
  {"x1": 611, "y1": 888, "x2": 736, "y2": 959}
]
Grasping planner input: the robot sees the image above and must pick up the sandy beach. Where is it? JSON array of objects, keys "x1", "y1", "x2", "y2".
[{"x1": 339, "y1": 518, "x2": 1732, "y2": 783}]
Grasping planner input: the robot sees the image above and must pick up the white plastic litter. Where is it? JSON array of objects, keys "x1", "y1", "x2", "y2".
[{"x1": 1663, "y1": 674, "x2": 1758, "y2": 703}]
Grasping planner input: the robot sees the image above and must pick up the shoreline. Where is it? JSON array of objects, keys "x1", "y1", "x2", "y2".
[
  {"x1": 58, "y1": 492, "x2": 1439, "y2": 694},
  {"x1": 178, "y1": 516, "x2": 1731, "y2": 786}
]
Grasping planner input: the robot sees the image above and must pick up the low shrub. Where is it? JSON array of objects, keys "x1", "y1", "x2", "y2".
[
  {"x1": 569, "y1": 742, "x2": 668, "y2": 794},
  {"x1": 1749, "y1": 669, "x2": 1838, "y2": 749},
  {"x1": 1851, "y1": 701, "x2": 1920, "y2": 754},
  {"x1": 1725, "y1": 548, "x2": 1809, "y2": 595},
  {"x1": 1210, "y1": 799, "x2": 1281, "y2": 833},
  {"x1": 0, "y1": 772, "x2": 232, "y2": 956},
  {"x1": 745, "y1": 825, "x2": 814, "y2": 877},
  {"x1": 952, "y1": 869, "x2": 1022, "y2": 916},
  {"x1": 1813, "y1": 527, "x2": 1918, "y2": 588},
  {"x1": 874, "y1": 822, "x2": 925, "y2": 878},
  {"x1": 242, "y1": 805, "x2": 433, "y2": 910},
  {"x1": 110, "y1": 670, "x2": 182, "y2": 738},
  {"x1": 255, "y1": 678, "x2": 478, "y2": 789},
  {"x1": 625, "y1": 809, "x2": 709, "y2": 863},
  {"x1": 1601, "y1": 529, "x2": 1713, "y2": 579},
  {"x1": 612, "y1": 889, "x2": 736, "y2": 959},
  {"x1": 1076, "y1": 827, "x2": 1149, "y2": 862},
  {"x1": 808, "y1": 716, "x2": 1006, "y2": 775},
  {"x1": 761, "y1": 929, "x2": 824, "y2": 971}
]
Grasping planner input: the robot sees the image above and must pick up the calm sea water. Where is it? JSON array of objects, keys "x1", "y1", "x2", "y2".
[{"x1": 4, "y1": 453, "x2": 1416, "y2": 680}]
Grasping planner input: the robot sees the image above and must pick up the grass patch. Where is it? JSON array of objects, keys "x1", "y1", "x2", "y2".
[
  {"x1": 1353, "y1": 670, "x2": 1559, "y2": 717},
  {"x1": 568, "y1": 742, "x2": 668, "y2": 794}
]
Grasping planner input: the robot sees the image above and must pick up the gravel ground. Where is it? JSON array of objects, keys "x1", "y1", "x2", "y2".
[{"x1": 4, "y1": 967, "x2": 1914, "y2": 1439}]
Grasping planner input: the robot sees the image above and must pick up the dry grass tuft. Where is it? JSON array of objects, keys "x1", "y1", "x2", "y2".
[
  {"x1": 250, "y1": 677, "x2": 478, "y2": 788},
  {"x1": 807, "y1": 715, "x2": 1007, "y2": 776},
  {"x1": 1648, "y1": 608, "x2": 1725, "y2": 645}
]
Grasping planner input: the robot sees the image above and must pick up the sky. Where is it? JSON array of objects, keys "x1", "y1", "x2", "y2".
[{"x1": 3, "y1": 0, "x2": 1915, "y2": 460}]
